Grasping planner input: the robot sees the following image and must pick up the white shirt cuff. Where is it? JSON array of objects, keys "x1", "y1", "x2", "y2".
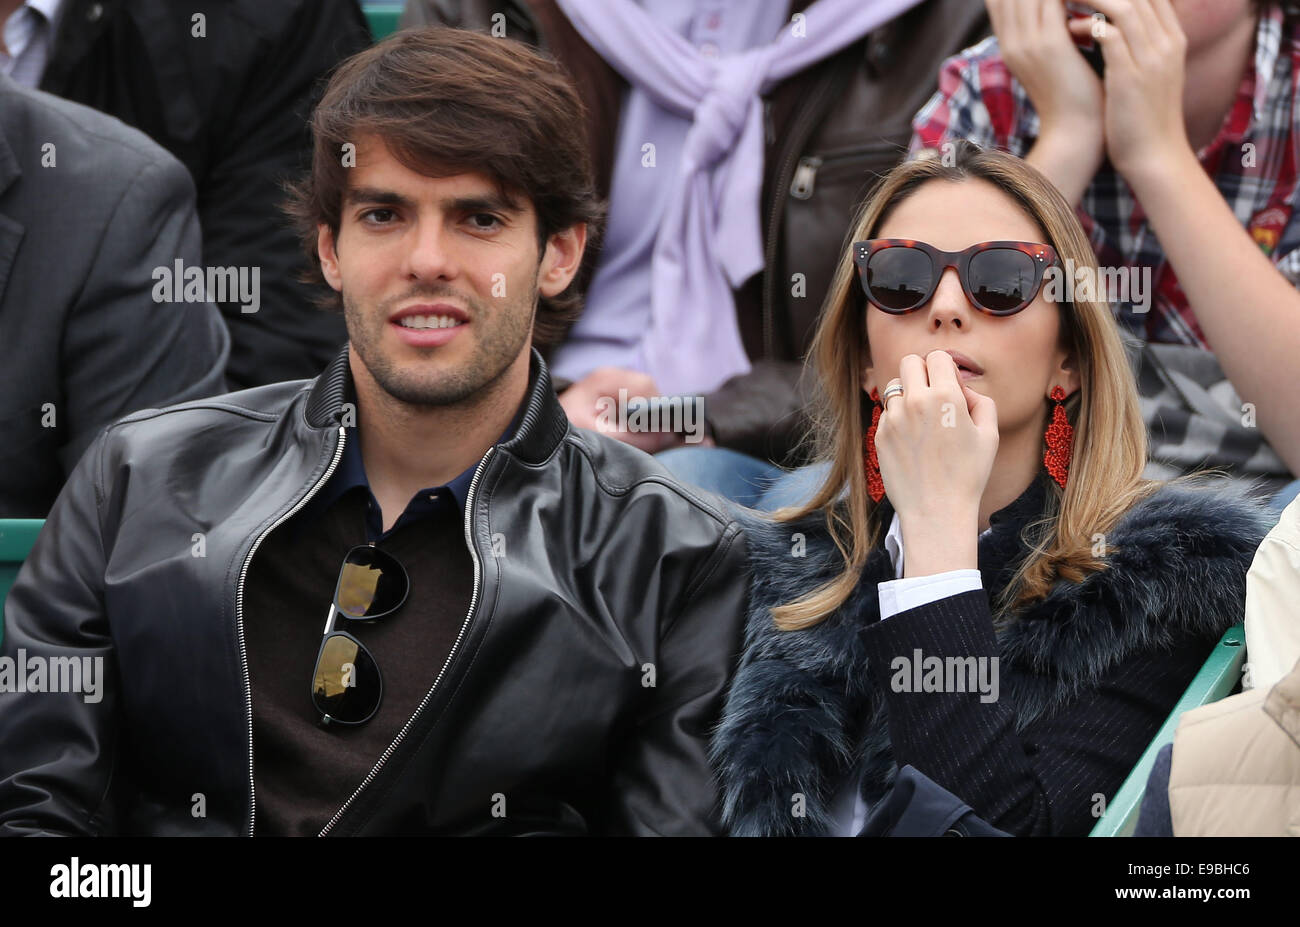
[{"x1": 878, "y1": 569, "x2": 983, "y2": 620}]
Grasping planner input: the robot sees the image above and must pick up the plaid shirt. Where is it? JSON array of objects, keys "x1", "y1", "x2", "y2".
[{"x1": 910, "y1": 6, "x2": 1300, "y2": 348}]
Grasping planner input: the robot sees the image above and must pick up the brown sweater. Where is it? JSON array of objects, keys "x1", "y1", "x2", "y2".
[{"x1": 242, "y1": 487, "x2": 471, "y2": 836}]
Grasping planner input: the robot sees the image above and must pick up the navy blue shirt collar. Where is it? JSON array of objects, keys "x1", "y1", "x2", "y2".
[{"x1": 305, "y1": 399, "x2": 525, "y2": 542}]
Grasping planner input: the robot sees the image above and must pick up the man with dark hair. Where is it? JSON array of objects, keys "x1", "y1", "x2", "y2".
[
  {"x1": 282, "y1": 22, "x2": 605, "y2": 352},
  {"x1": 0, "y1": 27, "x2": 748, "y2": 836}
]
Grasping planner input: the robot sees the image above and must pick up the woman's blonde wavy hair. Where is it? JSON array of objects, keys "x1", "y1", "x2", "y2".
[{"x1": 770, "y1": 142, "x2": 1158, "y2": 632}]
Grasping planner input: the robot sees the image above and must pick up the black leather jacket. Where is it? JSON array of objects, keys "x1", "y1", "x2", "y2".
[{"x1": 0, "y1": 349, "x2": 749, "y2": 835}]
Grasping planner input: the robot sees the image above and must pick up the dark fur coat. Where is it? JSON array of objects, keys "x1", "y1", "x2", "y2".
[{"x1": 711, "y1": 474, "x2": 1274, "y2": 836}]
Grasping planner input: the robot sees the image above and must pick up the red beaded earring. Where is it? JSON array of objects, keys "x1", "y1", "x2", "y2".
[
  {"x1": 1043, "y1": 386, "x2": 1073, "y2": 488},
  {"x1": 864, "y1": 388, "x2": 884, "y2": 503}
]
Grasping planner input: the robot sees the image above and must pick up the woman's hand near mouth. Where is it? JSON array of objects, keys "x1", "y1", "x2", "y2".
[{"x1": 874, "y1": 350, "x2": 1000, "y2": 578}]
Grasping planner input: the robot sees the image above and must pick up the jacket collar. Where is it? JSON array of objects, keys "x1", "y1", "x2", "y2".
[{"x1": 303, "y1": 345, "x2": 570, "y2": 467}]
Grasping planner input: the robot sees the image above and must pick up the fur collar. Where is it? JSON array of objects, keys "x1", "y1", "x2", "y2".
[{"x1": 711, "y1": 475, "x2": 1274, "y2": 836}]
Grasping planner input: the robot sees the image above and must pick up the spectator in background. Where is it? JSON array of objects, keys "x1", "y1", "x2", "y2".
[
  {"x1": 912, "y1": 0, "x2": 1300, "y2": 504},
  {"x1": 3, "y1": 0, "x2": 372, "y2": 389},
  {"x1": 1242, "y1": 494, "x2": 1300, "y2": 690},
  {"x1": 1164, "y1": 654, "x2": 1300, "y2": 836},
  {"x1": 0, "y1": 70, "x2": 228, "y2": 515},
  {"x1": 1136, "y1": 665, "x2": 1300, "y2": 835},
  {"x1": 401, "y1": 0, "x2": 990, "y2": 508},
  {"x1": 1134, "y1": 488, "x2": 1300, "y2": 837}
]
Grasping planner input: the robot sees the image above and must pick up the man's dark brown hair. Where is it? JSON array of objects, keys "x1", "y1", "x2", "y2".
[{"x1": 284, "y1": 27, "x2": 604, "y2": 349}]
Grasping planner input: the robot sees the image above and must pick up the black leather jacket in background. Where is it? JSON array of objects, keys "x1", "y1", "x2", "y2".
[
  {"x1": 40, "y1": 0, "x2": 372, "y2": 390},
  {"x1": 0, "y1": 349, "x2": 749, "y2": 835}
]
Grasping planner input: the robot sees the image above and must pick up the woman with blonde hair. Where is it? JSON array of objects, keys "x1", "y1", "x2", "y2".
[{"x1": 711, "y1": 142, "x2": 1273, "y2": 836}]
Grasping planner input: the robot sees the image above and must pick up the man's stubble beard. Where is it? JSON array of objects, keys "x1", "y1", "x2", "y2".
[{"x1": 344, "y1": 274, "x2": 538, "y2": 409}]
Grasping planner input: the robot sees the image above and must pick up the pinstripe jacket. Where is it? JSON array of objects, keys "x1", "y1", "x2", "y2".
[{"x1": 712, "y1": 473, "x2": 1273, "y2": 836}]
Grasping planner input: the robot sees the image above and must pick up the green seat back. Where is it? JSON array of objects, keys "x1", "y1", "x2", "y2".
[
  {"x1": 0, "y1": 519, "x2": 45, "y2": 646},
  {"x1": 363, "y1": 2, "x2": 404, "y2": 40}
]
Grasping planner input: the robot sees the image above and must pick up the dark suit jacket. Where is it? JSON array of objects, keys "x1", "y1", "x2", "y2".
[
  {"x1": 0, "y1": 71, "x2": 229, "y2": 515},
  {"x1": 39, "y1": 0, "x2": 372, "y2": 389}
]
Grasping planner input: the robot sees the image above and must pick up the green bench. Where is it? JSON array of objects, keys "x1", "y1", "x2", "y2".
[
  {"x1": 1088, "y1": 623, "x2": 1247, "y2": 836},
  {"x1": 0, "y1": 519, "x2": 44, "y2": 646},
  {"x1": 363, "y1": 2, "x2": 404, "y2": 40}
]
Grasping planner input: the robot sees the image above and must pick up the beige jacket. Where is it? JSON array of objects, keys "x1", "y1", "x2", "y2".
[
  {"x1": 1244, "y1": 494, "x2": 1300, "y2": 690},
  {"x1": 1169, "y1": 657, "x2": 1300, "y2": 836}
]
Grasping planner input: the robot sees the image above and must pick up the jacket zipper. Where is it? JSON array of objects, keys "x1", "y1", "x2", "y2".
[
  {"x1": 317, "y1": 445, "x2": 497, "y2": 836},
  {"x1": 235, "y1": 424, "x2": 347, "y2": 837},
  {"x1": 788, "y1": 156, "x2": 823, "y2": 200},
  {"x1": 789, "y1": 143, "x2": 894, "y2": 200},
  {"x1": 760, "y1": 70, "x2": 844, "y2": 358}
]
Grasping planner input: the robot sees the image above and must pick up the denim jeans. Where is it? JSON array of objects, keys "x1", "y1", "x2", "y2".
[
  {"x1": 655, "y1": 447, "x2": 829, "y2": 513},
  {"x1": 1270, "y1": 478, "x2": 1300, "y2": 514},
  {"x1": 654, "y1": 446, "x2": 784, "y2": 510}
]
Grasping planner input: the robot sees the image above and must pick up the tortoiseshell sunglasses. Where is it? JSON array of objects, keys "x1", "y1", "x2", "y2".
[{"x1": 853, "y1": 239, "x2": 1060, "y2": 316}]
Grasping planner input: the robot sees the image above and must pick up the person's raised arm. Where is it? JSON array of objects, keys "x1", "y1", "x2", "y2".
[
  {"x1": 911, "y1": 1, "x2": 1105, "y2": 205},
  {"x1": 988, "y1": 0, "x2": 1107, "y2": 206},
  {"x1": 1085, "y1": 0, "x2": 1300, "y2": 475}
]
